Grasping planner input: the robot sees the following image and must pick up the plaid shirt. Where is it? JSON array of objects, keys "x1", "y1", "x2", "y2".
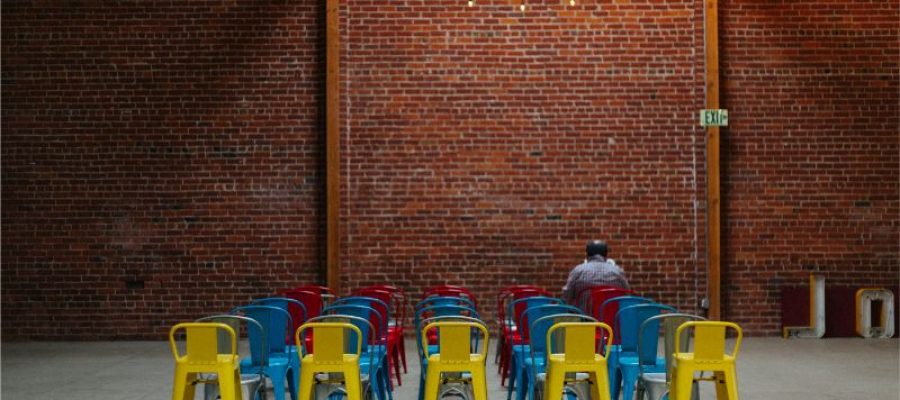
[{"x1": 562, "y1": 255, "x2": 630, "y2": 304}]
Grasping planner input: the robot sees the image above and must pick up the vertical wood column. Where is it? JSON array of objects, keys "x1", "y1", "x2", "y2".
[
  {"x1": 705, "y1": 0, "x2": 721, "y2": 320},
  {"x1": 326, "y1": 0, "x2": 341, "y2": 294}
]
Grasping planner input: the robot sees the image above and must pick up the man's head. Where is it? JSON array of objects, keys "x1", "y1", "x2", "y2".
[{"x1": 586, "y1": 240, "x2": 608, "y2": 258}]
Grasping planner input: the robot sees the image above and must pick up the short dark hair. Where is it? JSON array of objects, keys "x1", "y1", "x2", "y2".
[{"x1": 586, "y1": 240, "x2": 608, "y2": 258}]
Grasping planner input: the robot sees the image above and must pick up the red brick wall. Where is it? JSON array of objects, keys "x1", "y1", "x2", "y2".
[
  {"x1": 2, "y1": 0, "x2": 897, "y2": 339},
  {"x1": 340, "y1": 0, "x2": 709, "y2": 322},
  {"x1": 719, "y1": 1, "x2": 899, "y2": 333},
  {"x1": 1, "y1": 1, "x2": 325, "y2": 339}
]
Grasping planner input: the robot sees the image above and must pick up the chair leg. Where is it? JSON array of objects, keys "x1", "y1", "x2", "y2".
[
  {"x1": 506, "y1": 354, "x2": 517, "y2": 400},
  {"x1": 515, "y1": 362, "x2": 529, "y2": 400},
  {"x1": 590, "y1": 369, "x2": 611, "y2": 400},
  {"x1": 345, "y1": 364, "x2": 363, "y2": 400},
  {"x1": 399, "y1": 336, "x2": 408, "y2": 373},
  {"x1": 298, "y1": 364, "x2": 316, "y2": 400},
  {"x1": 287, "y1": 366, "x2": 298, "y2": 400},
  {"x1": 723, "y1": 368, "x2": 739, "y2": 400},
  {"x1": 621, "y1": 365, "x2": 639, "y2": 400},
  {"x1": 272, "y1": 370, "x2": 287, "y2": 400},
  {"x1": 383, "y1": 363, "x2": 394, "y2": 400},
  {"x1": 713, "y1": 371, "x2": 728, "y2": 400},
  {"x1": 472, "y1": 366, "x2": 489, "y2": 400},
  {"x1": 216, "y1": 366, "x2": 239, "y2": 400},
  {"x1": 172, "y1": 368, "x2": 195, "y2": 400},
  {"x1": 423, "y1": 364, "x2": 442, "y2": 400},
  {"x1": 544, "y1": 368, "x2": 565, "y2": 400},
  {"x1": 392, "y1": 345, "x2": 403, "y2": 386},
  {"x1": 672, "y1": 367, "x2": 695, "y2": 400}
]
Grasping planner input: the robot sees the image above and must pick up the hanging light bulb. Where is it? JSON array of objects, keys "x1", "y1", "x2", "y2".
[
  {"x1": 520, "y1": 3, "x2": 526, "y2": 11},
  {"x1": 569, "y1": 0, "x2": 575, "y2": 5},
  {"x1": 468, "y1": 0, "x2": 474, "y2": 6}
]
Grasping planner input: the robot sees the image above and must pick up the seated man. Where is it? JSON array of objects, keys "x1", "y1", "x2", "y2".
[{"x1": 562, "y1": 240, "x2": 630, "y2": 304}]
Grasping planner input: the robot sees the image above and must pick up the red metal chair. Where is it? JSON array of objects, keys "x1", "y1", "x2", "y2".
[
  {"x1": 283, "y1": 289, "x2": 324, "y2": 352},
  {"x1": 498, "y1": 287, "x2": 551, "y2": 386},
  {"x1": 355, "y1": 287, "x2": 406, "y2": 386},
  {"x1": 361, "y1": 285, "x2": 409, "y2": 376},
  {"x1": 423, "y1": 286, "x2": 478, "y2": 309}
]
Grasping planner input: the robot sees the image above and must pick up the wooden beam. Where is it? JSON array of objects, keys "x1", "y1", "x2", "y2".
[
  {"x1": 326, "y1": 0, "x2": 341, "y2": 294},
  {"x1": 704, "y1": 0, "x2": 721, "y2": 320}
]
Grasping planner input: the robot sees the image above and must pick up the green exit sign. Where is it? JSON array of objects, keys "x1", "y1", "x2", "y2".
[{"x1": 700, "y1": 109, "x2": 728, "y2": 127}]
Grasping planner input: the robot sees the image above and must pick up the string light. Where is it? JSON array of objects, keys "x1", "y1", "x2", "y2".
[{"x1": 468, "y1": 0, "x2": 474, "y2": 6}]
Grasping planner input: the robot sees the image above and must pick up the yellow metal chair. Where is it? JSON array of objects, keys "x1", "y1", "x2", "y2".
[
  {"x1": 421, "y1": 320, "x2": 490, "y2": 400},
  {"x1": 542, "y1": 322, "x2": 613, "y2": 400},
  {"x1": 671, "y1": 321, "x2": 743, "y2": 400},
  {"x1": 169, "y1": 322, "x2": 242, "y2": 400},
  {"x1": 295, "y1": 320, "x2": 367, "y2": 400}
]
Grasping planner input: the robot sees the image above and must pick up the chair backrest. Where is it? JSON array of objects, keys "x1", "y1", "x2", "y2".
[
  {"x1": 589, "y1": 287, "x2": 635, "y2": 320},
  {"x1": 284, "y1": 289, "x2": 325, "y2": 320},
  {"x1": 331, "y1": 296, "x2": 391, "y2": 337},
  {"x1": 421, "y1": 320, "x2": 489, "y2": 362},
  {"x1": 196, "y1": 314, "x2": 268, "y2": 368},
  {"x1": 169, "y1": 322, "x2": 237, "y2": 364},
  {"x1": 358, "y1": 286, "x2": 406, "y2": 322},
  {"x1": 615, "y1": 303, "x2": 677, "y2": 356},
  {"x1": 598, "y1": 295, "x2": 654, "y2": 344},
  {"x1": 417, "y1": 315, "x2": 486, "y2": 360},
  {"x1": 675, "y1": 321, "x2": 743, "y2": 362},
  {"x1": 496, "y1": 285, "x2": 543, "y2": 323},
  {"x1": 296, "y1": 320, "x2": 363, "y2": 364},
  {"x1": 415, "y1": 304, "x2": 479, "y2": 331},
  {"x1": 423, "y1": 287, "x2": 478, "y2": 308},
  {"x1": 416, "y1": 295, "x2": 477, "y2": 312},
  {"x1": 508, "y1": 296, "x2": 562, "y2": 332},
  {"x1": 574, "y1": 284, "x2": 616, "y2": 310},
  {"x1": 546, "y1": 322, "x2": 613, "y2": 363},
  {"x1": 303, "y1": 315, "x2": 376, "y2": 361},
  {"x1": 252, "y1": 297, "x2": 308, "y2": 343},
  {"x1": 323, "y1": 303, "x2": 385, "y2": 348},
  {"x1": 231, "y1": 305, "x2": 292, "y2": 356},
  {"x1": 637, "y1": 313, "x2": 705, "y2": 378},
  {"x1": 529, "y1": 313, "x2": 596, "y2": 358},
  {"x1": 519, "y1": 304, "x2": 584, "y2": 342}
]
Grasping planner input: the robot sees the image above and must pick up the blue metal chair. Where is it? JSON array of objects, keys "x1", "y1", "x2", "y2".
[
  {"x1": 615, "y1": 303, "x2": 678, "y2": 400},
  {"x1": 194, "y1": 314, "x2": 268, "y2": 400},
  {"x1": 506, "y1": 296, "x2": 562, "y2": 400},
  {"x1": 252, "y1": 296, "x2": 308, "y2": 396},
  {"x1": 299, "y1": 314, "x2": 379, "y2": 400},
  {"x1": 333, "y1": 296, "x2": 398, "y2": 391},
  {"x1": 416, "y1": 296, "x2": 477, "y2": 311},
  {"x1": 323, "y1": 303, "x2": 392, "y2": 400},
  {"x1": 518, "y1": 306, "x2": 585, "y2": 400},
  {"x1": 415, "y1": 315, "x2": 485, "y2": 400},
  {"x1": 597, "y1": 295, "x2": 655, "y2": 400},
  {"x1": 635, "y1": 313, "x2": 706, "y2": 400},
  {"x1": 231, "y1": 305, "x2": 296, "y2": 400},
  {"x1": 529, "y1": 313, "x2": 599, "y2": 400}
]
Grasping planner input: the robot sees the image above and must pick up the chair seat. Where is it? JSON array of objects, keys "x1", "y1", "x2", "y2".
[
  {"x1": 617, "y1": 355, "x2": 666, "y2": 369},
  {"x1": 427, "y1": 353, "x2": 485, "y2": 364},
  {"x1": 534, "y1": 371, "x2": 591, "y2": 382},
  {"x1": 675, "y1": 354, "x2": 736, "y2": 364},
  {"x1": 548, "y1": 353, "x2": 605, "y2": 364},
  {"x1": 176, "y1": 354, "x2": 240, "y2": 366},
  {"x1": 302, "y1": 354, "x2": 361, "y2": 365}
]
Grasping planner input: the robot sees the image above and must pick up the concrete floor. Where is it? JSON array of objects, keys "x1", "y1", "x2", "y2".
[{"x1": 2, "y1": 338, "x2": 897, "y2": 400}]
